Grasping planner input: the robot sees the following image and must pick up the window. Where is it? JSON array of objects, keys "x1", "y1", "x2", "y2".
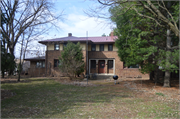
[
  {"x1": 63, "y1": 43, "x2": 67, "y2": 50},
  {"x1": 54, "y1": 44, "x2": 59, "y2": 50},
  {"x1": 36, "y1": 61, "x2": 45, "y2": 68},
  {"x1": 42, "y1": 61, "x2": 45, "y2": 68},
  {"x1": 36, "y1": 62, "x2": 39, "y2": 68},
  {"x1": 108, "y1": 60, "x2": 113, "y2": 69},
  {"x1": 54, "y1": 59, "x2": 60, "y2": 67},
  {"x1": 99, "y1": 44, "x2": 104, "y2": 51},
  {"x1": 128, "y1": 64, "x2": 139, "y2": 68},
  {"x1": 108, "y1": 44, "x2": 113, "y2": 51},
  {"x1": 91, "y1": 60, "x2": 96, "y2": 69},
  {"x1": 91, "y1": 44, "x2": 96, "y2": 51}
]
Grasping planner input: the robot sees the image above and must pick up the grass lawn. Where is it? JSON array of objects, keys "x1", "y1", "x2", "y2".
[{"x1": 1, "y1": 78, "x2": 179, "y2": 118}]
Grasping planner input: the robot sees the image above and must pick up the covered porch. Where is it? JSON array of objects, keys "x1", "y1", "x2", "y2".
[{"x1": 89, "y1": 58, "x2": 115, "y2": 75}]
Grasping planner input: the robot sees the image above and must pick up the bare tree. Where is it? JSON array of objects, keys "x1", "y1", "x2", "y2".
[
  {"x1": 17, "y1": 26, "x2": 48, "y2": 81},
  {"x1": 86, "y1": 0, "x2": 180, "y2": 38},
  {"x1": 1, "y1": 0, "x2": 63, "y2": 74}
]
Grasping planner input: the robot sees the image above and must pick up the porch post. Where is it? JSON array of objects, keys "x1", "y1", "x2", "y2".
[
  {"x1": 89, "y1": 59, "x2": 91, "y2": 74},
  {"x1": 105, "y1": 59, "x2": 108, "y2": 74},
  {"x1": 96, "y1": 60, "x2": 98, "y2": 74}
]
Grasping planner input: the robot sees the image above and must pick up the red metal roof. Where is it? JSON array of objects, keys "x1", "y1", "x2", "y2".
[{"x1": 39, "y1": 36, "x2": 117, "y2": 44}]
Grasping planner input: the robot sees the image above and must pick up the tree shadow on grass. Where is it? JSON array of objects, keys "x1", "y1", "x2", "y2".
[
  {"x1": 1, "y1": 78, "x2": 52, "y2": 84},
  {"x1": 126, "y1": 79, "x2": 179, "y2": 89},
  {"x1": 1, "y1": 78, "x2": 132, "y2": 118}
]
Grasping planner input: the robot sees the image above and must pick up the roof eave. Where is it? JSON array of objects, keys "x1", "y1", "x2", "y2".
[
  {"x1": 38, "y1": 40, "x2": 92, "y2": 44},
  {"x1": 24, "y1": 59, "x2": 45, "y2": 61}
]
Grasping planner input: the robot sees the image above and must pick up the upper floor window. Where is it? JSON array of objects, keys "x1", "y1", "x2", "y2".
[
  {"x1": 108, "y1": 60, "x2": 113, "y2": 69},
  {"x1": 108, "y1": 44, "x2": 113, "y2": 51},
  {"x1": 54, "y1": 59, "x2": 60, "y2": 67},
  {"x1": 91, "y1": 44, "x2": 96, "y2": 51},
  {"x1": 54, "y1": 44, "x2": 59, "y2": 50},
  {"x1": 99, "y1": 44, "x2": 104, "y2": 51},
  {"x1": 63, "y1": 43, "x2": 67, "y2": 50},
  {"x1": 91, "y1": 60, "x2": 96, "y2": 69}
]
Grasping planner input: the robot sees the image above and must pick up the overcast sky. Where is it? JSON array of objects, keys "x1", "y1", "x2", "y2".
[{"x1": 15, "y1": 0, "x2": 114, "y2": 58}]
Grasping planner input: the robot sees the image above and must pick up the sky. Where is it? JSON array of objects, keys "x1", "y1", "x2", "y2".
[
  {"x1": 45, "y1": 0, "x2": 113, "y2": 38},
  {"x1": 15, "y1": 0, "x2": 114, "y2": 58}
]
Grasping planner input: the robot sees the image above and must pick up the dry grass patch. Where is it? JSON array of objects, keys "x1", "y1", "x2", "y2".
[{"x1": 1, "y1": 77, "x2": 179, "y2": 118}]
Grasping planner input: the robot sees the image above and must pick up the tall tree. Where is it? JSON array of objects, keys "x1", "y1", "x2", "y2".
[
  {"x1": 17, "y1": 26, "x2": 49, "y2": 81},
  {"x1": 59, "y1": 42, "x2": 84, "y2": 80},
  {"x1": 110, "y1": 6, "x2": 160, "y2": 79},
  {"x1": 1, "y1": 0, "x2": 63, "y2": 74},
  {"x1": 1, "y1": 42, "x2": 16, "y2": 78},
  {"x1": 1, "y1": 11, "x2": 16, "y2": 78},
  {"x1": 108, "y1": 2, "x2": 179, "y2": 87}
]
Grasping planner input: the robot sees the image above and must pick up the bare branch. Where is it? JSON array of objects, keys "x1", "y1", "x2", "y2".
[
  {"x1": 1, "y1": 0, "x2": 64, "y2": 57},
  {"x1": 98, "y1": 0, "x2": 128, "y2": 6},
  {"x1": 146, "y1": 0, "x2": 179, "y2": 37},
  {"x1": 133, "y1": 8, "x2": 165, "y2": 27}
]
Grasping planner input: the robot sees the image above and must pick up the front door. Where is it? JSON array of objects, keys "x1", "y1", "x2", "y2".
[{"x1": 98, "y1": 60, "x2": 105, "y2": 73}]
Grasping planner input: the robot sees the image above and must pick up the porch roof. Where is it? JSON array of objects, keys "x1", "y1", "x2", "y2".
[{"x1": 24, "y1": 56, "x2": 45, "y2": 61}]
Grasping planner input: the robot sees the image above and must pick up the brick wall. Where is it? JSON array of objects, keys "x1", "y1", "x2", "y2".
[
  {"x1": 88, "y1": 51, "x2": 149, "y2": 79},
  {"x1": 120, "y1": 68, "x2": 149, "y2": 79},
  {"x1": 108, "y1": 69, "x2": 113, "y2": 74},
  {"x1": 46, "y1": 50, "x2": 62, "y2": 76},
  {"x1": 88, "y1": 51, "x2": 123, "y2": 77},
  {"x1": 90, "y1": 68, "x2": 96, "y2": 73},
  {"x1": 46, "y1": 50, "x2": 87, "y2": 76},
  {"x1": 28, "y1": 61, "x2": 45, "y2": 77},
  {"x1": 44, "y1": 45, "x2": 149, "y2": 79}
]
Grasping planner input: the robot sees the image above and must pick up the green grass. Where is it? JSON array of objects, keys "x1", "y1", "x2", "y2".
[
  {"x1": 1, "y1": 78, "x2": 179, "y2": 118},
  {"x1": 156, "y1": 92, "x2": 165, "y2": 96}
]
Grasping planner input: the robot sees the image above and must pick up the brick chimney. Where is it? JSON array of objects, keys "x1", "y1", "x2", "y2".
[
  {"x1": 110, "y1": 31, "x2": 114, "y2": 40},
  {"x1": 68, "y1": 33, "x2": 72, "y2": 37}
]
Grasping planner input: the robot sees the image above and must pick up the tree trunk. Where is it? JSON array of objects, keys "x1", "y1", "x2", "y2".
[
  {"x1": 8, "y1": 47, "x2": 15, "y2": 76},
  {"x1": 17, "y1": 63, "x2": 22, "y2": 82},
  {"x1": 2, "y1": 70, "x2": 5, "y2": 78},
  {"x1": 163, "y1": 29, "x2": 171, "y2": 87},
  {"x1": 163, "y1": 1, "x2": 171, "y2": 87},
  {"x1": 154, "y1": 66, "x2": 159, "y2": 84},
  {"x1": 18, "y1": 70, "x2": 21, "y2": 82},
  {"x1": 18, "y1": 34, "x2": 24, "y2": 82},
  {"x1": 150, "y1": 71, "x2": 154, "y2": 80},
  {"x1": 164, "y1": 70, "x2": 170, "y2": 87},
  {"x1": 9, "y1": 70, "x2": 14, "y2": 76}
]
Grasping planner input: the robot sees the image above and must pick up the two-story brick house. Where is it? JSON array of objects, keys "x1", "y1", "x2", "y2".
[{"x1": 25, "y1": 33, "x2": 149, "y2": 78}]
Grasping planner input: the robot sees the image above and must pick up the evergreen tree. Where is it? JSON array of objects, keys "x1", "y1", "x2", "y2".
[
  {"x1": 59, "y1": 42, "x2": 84, "y2": 79},
  {"x1": 109, "y1": 2, "x2": 179, "y2": 87},
  {"x1": 1, "y1": 12, "x2": 16, "y2": 78}
]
